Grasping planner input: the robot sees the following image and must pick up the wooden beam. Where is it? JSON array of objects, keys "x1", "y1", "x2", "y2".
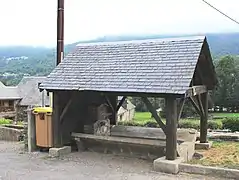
[
  {"x1": 52, "y1": 92, "x2": 63, "y2": 148},
  {"x1": 185, "y1": 85, "x2": 207, "y2": 97},
  {"x1": 116, "y1": 96, "x2": 127, "y2": 112},
  {"x1": 196, "y1": 94, "x2": 205, "y2": 117},
  {"x1": 60, "y1": 97, "x2": 73, "y2": 124},
  {"x1": 200, "y1": 91, "x2": 208, "y2": 143},
  {"x1": 165, "y1": 96, "x2": 177, "y2": 160},
  {"x1": 189, "y1": 97, "x2": 202, "y2": 116},
  {"x1": 104, "y1": 95, "x2": 115, "y2": 113},
  {"x1": 177, "y1": 98, "x2": 185, "y2": 120},
  {"x1": 141, "y1": 97, "x2": 166, "y2": 134}
]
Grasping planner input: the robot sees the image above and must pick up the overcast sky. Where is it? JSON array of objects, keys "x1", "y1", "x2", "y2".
[{"x1": 0, "y1": 0, "x2": 239, "y2": 46}]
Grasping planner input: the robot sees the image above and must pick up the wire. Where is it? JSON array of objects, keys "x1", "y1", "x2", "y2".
[{"x1": 201, "y1": 0, "x2": 239, "y2": 25}]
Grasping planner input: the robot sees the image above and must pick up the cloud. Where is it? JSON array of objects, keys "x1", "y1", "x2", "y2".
[{"x1": 0, "y1": 0, "x2": 238, "y2": 46}]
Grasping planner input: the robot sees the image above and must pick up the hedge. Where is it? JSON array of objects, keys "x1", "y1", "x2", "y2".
[
  {"x1": 222, "y1": 118, "x2": 239, "y2": 132},
  {"x1": 118, "y1": 119, "x2": 223, "y2": 130}
]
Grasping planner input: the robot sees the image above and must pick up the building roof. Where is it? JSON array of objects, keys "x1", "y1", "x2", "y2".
[
  {"x1": 0, "y1": 82, "x2": 6, "y2": 88},
  {"x1": 17, "y1": 76, "x2": 50, "y2": 106},
  {"x1": 40, "y1": 36, "x2": 217, "y2": 95},
  {"x1": 0, "y1": 84, "x2": 21, "y2": 100}
]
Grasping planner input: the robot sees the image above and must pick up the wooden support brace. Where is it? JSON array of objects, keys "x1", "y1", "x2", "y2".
[
  {"x1": 60, "y1": 98, "x2": 73, "y2": 124},
  {"x1": 189, "y1": 96, "x2": 202, "y2": 116},
  {"x1": 177, "y1": 98, "x2": 185, "y2": 120},
  {"x1": 196, "y1": 94, "x2": 205, "y2": 117},
  {"x1": 104, "y1": 95, "x2": 115, "y2": 113},
  {"x1": 116, "y1": 96, "x2": 127, "y2": 112},
  {"x1": 141, "y1": 97, "x2": 166, "y2": 134}
]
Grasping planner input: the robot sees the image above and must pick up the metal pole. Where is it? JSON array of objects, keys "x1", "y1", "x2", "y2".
[
  {"x1": 57, "y1": 0, "x2": 64, "y2": 65},
  {"x1": 52, "y1": 0, "x2": 64, "y2": 148}
]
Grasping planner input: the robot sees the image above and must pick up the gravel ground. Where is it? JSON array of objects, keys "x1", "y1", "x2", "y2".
[{"x1": 0, "y1": 141, "x2": 229, "y2": 180}]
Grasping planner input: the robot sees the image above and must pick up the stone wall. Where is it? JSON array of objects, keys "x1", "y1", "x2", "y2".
[
  {"x1": 0, "y1": 126, "x2": 23, "y2": 141},
  {"x1": 16, "y1": 105, "x2": 28, "y2": 122}
]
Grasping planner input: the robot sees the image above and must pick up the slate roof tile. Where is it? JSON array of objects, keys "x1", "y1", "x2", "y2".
[{"x1": 40, "y1": 36, "x2": 208, "y2": 95}]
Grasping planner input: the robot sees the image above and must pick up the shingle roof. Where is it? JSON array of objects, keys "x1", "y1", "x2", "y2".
[
  {"x1": 17, "y1": 76, "x2": 50, "y2": 106},
  {"x1": 40, "y1": 36, "x2": 209, "y2": 95},
  {"x1": 0, "y1": 84, "x2": 21, "y2": 100}
]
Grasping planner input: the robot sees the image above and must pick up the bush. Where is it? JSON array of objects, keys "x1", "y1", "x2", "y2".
[
  {"x1": 178, "y1": 120, "x2": 200, "y2": 130},
  {"x1": 222, "y1": 118, "x2": 239, "y2": 132},
  {"x1": 118, "y1": 119, "x2": 223, "y2": 130},
  {"x1": 208, "y1": 120, "x2": 223, "y2": 130},
  {"x1": 0, "y1": 118, "x2": 12, "y2": 125},
  {"x1": 117, "y1": 121, "x2": 142, "y2": 127}
]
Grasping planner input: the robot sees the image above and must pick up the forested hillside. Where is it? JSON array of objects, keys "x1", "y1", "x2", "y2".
[{"x1": 0, "y1": 32, "x2": 239, "y2": 85}]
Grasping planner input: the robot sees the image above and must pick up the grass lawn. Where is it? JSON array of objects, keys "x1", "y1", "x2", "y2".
[
  {"x1": 212, "y1": 112, "x2": 239, "y2": 117},
  {"x1": 133, "y1": 112, "x2": 153, "y2": 124},
  {"x1": 189, "y1": 142, "x2": 239, "y2": 169},
  {"x1": 134, "y1": 112, "x2": 239, "y2": 123}
]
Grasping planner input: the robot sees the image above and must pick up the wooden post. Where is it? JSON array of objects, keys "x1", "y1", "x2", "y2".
[
  {"x1": 200, "y1": 91, "x2": 208, "y2": 143},
  {"x1": 52, "y1": 92, "x2": 62, "y2": 148},
  {"x1": 27, "y1": 108, "x2": 37, "y2": 152},
  {"x1": 165, "y1": 96, "x2": 177, "y2": 160}
]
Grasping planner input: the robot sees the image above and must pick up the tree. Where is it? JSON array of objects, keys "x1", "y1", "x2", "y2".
[{"x1": 213, "y1": 55, "x2": 239, "y2": 111}]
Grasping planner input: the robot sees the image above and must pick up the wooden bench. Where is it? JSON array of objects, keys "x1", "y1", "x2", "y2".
[{"x1": 72, "y1": 125, "x2": 196, "y2": 161}]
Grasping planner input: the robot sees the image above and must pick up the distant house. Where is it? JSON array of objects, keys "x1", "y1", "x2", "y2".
[
  {"x1": 16, "y1": 76, "x2": 50, "y2": 121},
  {"x1": 0, "y1": 76, "x2": 49, "y2": 121},
  {"x1": 0, "y1": 82, "x2": 21, "y2": 119},
  {"x1": 117, "y1": 97, "x2": 136, "y2": 122}
]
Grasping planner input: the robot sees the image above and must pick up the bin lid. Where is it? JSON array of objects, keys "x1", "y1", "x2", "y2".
[{"x1": 33, "y1": 107, "x2": 52, "y2": 113}]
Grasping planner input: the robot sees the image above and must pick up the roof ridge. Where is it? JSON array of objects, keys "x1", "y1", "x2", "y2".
[{"x1": 76, "y1": 36, "x2": 206, "y2": 47}]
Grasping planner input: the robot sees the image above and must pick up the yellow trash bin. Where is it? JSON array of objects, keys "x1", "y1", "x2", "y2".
[{"x1": 33, "y1": 107, "x2": 53, "y2": 148}]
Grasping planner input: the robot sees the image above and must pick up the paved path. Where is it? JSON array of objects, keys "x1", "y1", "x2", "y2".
[{"x1": 0, "y1": 141, "x2": 228, "y2": 180}]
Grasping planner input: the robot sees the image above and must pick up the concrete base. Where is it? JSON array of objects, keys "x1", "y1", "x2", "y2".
[
  {"x1": 195, "y1": 141, "x2": 213, "y2": 150},
  {"x1": 49, "y1": 146, "x2": 71, "y2": 158},
  {"x1": 153, "y1": 156, "x2": 184, "y2": 174}
]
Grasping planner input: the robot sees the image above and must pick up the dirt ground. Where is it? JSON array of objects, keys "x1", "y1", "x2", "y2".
[{"x1": 0, "y1": 141, "x2": 229, "y2": 180}]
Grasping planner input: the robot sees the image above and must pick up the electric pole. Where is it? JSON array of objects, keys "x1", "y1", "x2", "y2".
[
  {"x1": 52, "y1": 0, "x2": 64, "y2": 148},
  {"x1": 57, "y1": 0, "x2": 64, "y2": 65}
]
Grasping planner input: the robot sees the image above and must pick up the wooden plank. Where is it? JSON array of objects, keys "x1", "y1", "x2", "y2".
[
  {"x1": 141, "y1": 97, "x2": 166, "y2": 134},
  {"x1": 52, "y1": 92, "x2": 63, "y2": 148},
  {"x1": 200, "y1": 91, "x2": 208, "y2": 143},
  {"x1": 165, "y1": 96, "x2": 177, "y2": 160},
  {"x1": 72, "y1": 132, "x2": 166, "y2": 147},
  {"x1": 177, "y1": 98, "x2": 185, "y2": 120},
  {"x1": 185, "y1": 85, "x2": 207, "y2": 97},
  {"x1": 108, "y1": 95, "x2": 117, "y2": 125},
  {"x1": 116, "y1": 96, "x2": 127, "y2": 112},
  {"x1": 104, "y1": 95, "x2": 115, "y2": 112},
  {"x1": 111, "y1": 125, "x2": 196, "y2": 142},
  {"x1": 196, "y1": 94, "x2": 205, "y2": 117},
  {"x1": 189, "y1": 96, "x2": 202, "y2": 116},
  {"x1": 111, "y1": 125, "x2": 165, "y2": 140},
  {"x1": 60, "y1": 98, "x2": 73, "y2": 124}
]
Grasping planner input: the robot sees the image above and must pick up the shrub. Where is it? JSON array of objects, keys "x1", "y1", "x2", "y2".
[
  {"x1": 117, "y1": 121, "x2": 142, "y2": 127},
  {"x1": 208, "y1": 120, "x2": 223, "y2": 130},
  {"x1": 0, "y1": 118, "x2": 12, "y2": 125},
  {"x1": 118, "y1": 119, "x2": 223, "y2": 130},
  {"x1": 178, "y1": 120, "x2": 200, "y2": 130},
  {"x1": 222, "y1": 118, "x2": 239, "y2": 132}
]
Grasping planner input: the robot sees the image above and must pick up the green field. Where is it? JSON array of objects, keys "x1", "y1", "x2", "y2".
[
  {"x1": 212, "y1": 113, "x2": 239, "y2": 117},
  {"x1": 133, "y1": 112, "x2": 239, "y2": 123}
]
